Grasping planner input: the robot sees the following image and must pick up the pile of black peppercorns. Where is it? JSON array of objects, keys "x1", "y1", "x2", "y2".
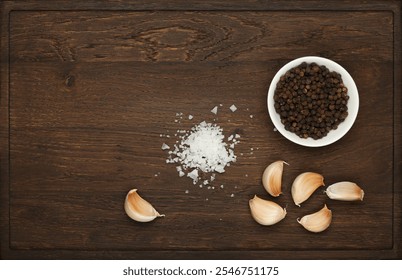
[{"x1": 274, "y1": 62, "x2": 349, "y2": 140}]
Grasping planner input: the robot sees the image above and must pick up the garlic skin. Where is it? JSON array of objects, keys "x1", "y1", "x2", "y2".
[
  {"x1": 325, "y1": 181, "x2": 364, "y2": 201},
  {"x1": 291, "y1": 172, "x2": 324, "y2": 206},
  {"x1": 297, "y1": 204, "x2": 332, "y2": 233},
  {"x1": 124, "y1": 189, "x2": 165, "y2": 222},
  {"x1": 249, "y1": 195, "x2": 287, "y2": 226},
  {"x1": 262, "y1": 160, "x2": 288, "y2": 197}
]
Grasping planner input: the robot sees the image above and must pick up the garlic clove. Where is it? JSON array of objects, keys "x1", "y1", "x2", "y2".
[
  {"x1": 262, "y1": 160, "x2": 289, "y2": 197},
  {"x1": 291, "y1": 172, "x2": 324, "y2": 206},
  {"x1": 124, "y1": 189, "x2": 165, "y2": 222},
  {"x1": 325, "y1": 181, "x2": 364, "y2": 201},
  {"x1": 297, "y1": 204, "x2": 332, "y2": 233},
  {"x1": 249, "y1": 195, "x2": 287, "y2": 226}
]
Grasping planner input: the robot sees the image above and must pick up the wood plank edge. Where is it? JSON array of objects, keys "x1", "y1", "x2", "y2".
[
  {"x1": 1, "y1": 0, "x2": 401, "y2": 12},
  {"x1": 0, "y1": 1, "x2": 11, "y2": 260},
  {"x1": 1, "y1": 248, "x2": 399, "y2": 260},
  {"x1": 392, "y1": 0, "x2": 402, "y2": 260}
]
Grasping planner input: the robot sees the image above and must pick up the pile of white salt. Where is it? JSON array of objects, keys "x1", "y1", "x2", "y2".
[{"x1": 163, "y1": 106, "x2": 240, "y2": 186}]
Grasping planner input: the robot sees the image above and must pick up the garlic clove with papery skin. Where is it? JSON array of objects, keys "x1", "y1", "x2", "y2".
[
  {"x1": 297, "y1": 204, "x2": 332, "y2": 233},
  {"x1": 262, "y1": 160, "x2": 289, "y2": 197},
  {"x1": 124, "y1": 189, "x2": 165, "y2": 222},
  {"x1": 291, "y1": 172, "x2": 325, "y2": 206},
  {"x1": 325, "y1": 181, "x2": 364, "y2": 201},
  {"x1": 249, "y1": 195, "x2": 287, "y2": 226}
]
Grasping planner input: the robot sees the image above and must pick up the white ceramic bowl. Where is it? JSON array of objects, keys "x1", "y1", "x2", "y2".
[{"x1": 267, "y1": 56, "x2": 359, "y2": 147}]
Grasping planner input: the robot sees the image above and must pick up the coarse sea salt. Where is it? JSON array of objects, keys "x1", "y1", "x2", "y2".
[
  {"x1": 161, "y1": 143, "x2": 170, "y2": 150},
  {"x1": 165, "y1": 121, "x2": 239, "y2": 185},
  {"x1": 211, "y1": 106, "x2": 218, "y2": 115}
]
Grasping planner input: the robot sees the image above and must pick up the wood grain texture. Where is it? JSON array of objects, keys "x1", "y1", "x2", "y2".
[{"x1": 1, "y1": 0, "x2": 401, "y2": 259}]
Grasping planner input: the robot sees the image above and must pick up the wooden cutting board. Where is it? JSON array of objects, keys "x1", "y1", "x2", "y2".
[{"x1": 1, "y1": 0, "x2": 401, "y2": 259}]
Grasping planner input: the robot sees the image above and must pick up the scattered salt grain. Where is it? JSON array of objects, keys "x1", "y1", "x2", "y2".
[
  {"x1": 211, "y1": 106, "x2": 218, "y2": 115},
  {"x1": 214, "y1": 165, "x2": 225, "y2": 173},
  {"x1": 230, "y1": 193, "x2": 235, "y2": 197},
  {"x1": 187, "y1": 169, "x2": 199, "y2": 184},
  {"x1": 250, "y1": 115, "x2": 254, "y2": 118},
  {"x1": 178, "y1": 171, "x2": 185, "y2": 177},
  {"x1": 273, "y1": 127, "x2": 278, "y2": 132},
  {"x1": 188, "y1": 114, "x2": 193, "y2": 120},
  {"x1": 185, "y1": 190, "x2": 189, "y2": 194},
  {"x1": 230, "y1": 104, "x2": 237, "y2": 112},
  {"x1": 220, "y1": 185, "x2": 224, "y2": 189},
  {"x1": 210, "y1": 174, "x2": 216, "y2": 182}
]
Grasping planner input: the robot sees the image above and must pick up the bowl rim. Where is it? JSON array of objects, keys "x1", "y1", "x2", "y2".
[{"x1": 267, "y1": 56, "x2": 359, "y2": 147}]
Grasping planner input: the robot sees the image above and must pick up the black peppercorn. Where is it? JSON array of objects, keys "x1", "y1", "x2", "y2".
[{"x1": 274, "y1": 62, "x2": 349, "y2": 140}]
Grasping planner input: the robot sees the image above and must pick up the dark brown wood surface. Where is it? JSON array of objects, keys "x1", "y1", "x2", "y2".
[{"x1": 1, "y1": 0, "x2": 401, "y2": 259}]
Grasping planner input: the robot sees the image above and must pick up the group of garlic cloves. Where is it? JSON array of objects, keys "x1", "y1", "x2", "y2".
[{"x1": 249, "y1": 160, "x2": 365, "y2": 233}]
